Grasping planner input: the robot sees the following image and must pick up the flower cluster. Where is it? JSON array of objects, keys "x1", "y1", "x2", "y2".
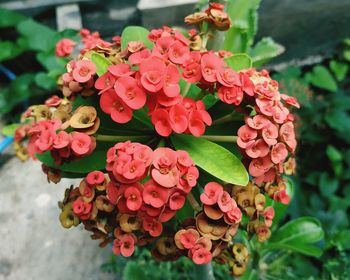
[
  {"x1": 27, "y1": 119, "x2": 96, "y2": 165},
  {"x1": 237, "y1": 69, "x2": 299, "y2": 187}
]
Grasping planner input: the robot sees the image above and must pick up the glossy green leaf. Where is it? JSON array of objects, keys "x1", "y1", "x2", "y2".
[
  {"x1": 265, "y1": 217, "x2": 324, "y2": 257},
  {"x1": 325, "y1": 110, "x2": 350, "y2": 133},
  {"x1": 171, "y1": 134, "x2": 249, "y2": 186},
  {"x1": 36, "y1": 52, "x2": 66, "y2": 72},
  {"x1": 224, "y1": 53, "x2": 252, "y2": 71},
  {"x1": 326, "y1": 145, "x2": 342, "y2": 162},
  {"x1": 319, "y1": 172, "x2": 339, "y2": 197},
  {"x1": 121, "y1": 26, "x2": 153, "y2": 50},
  {"x1": 34, "y1": 72, "x2": 57, "y2": 90},
  {"x1": 2, "y1": 123, "x2": 19, "y2": 137},
  {"x1": 250, "y1": 37, "x2": 284, "y2": 67},
  {"x1": 329, "y1": 60, "x2": 348, "y2": 81},
  {"x1": 0, "y1": 40, "x2": 25, "y2": 62},
  {"x1": 91, "y1": 52, "x2": 112, "y2": 76},
  {"x1": 305, "y1": 65, "x2": 337, "y2": 92}
]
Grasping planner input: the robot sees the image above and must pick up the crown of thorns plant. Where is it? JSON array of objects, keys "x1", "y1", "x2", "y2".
[{"x1": 14, "y1": 3, "x2": 299, "y2": 276}]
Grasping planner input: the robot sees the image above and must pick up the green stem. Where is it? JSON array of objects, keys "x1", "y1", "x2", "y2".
[
  {"x1": 194, "y1": 263, "x2": 216, "y2": 280},
  {"x1": 212, "y1": 113, "x2": 242, "y2": 125},
  {"x1": 95, "y1": 135, "x2": 152, "y2": 142},
  {"x1": 195, "y1": 90, "x2": 209, "y2": 101},
  {"x1": 181, "y1": 82, "x2": 192, "y2": 97},
  {"x1": 187, "y1": 193, "x2": 201, "y2": 213},
  {"x1": 200, "y1": 135, "x2": 237, "y2": 143}
]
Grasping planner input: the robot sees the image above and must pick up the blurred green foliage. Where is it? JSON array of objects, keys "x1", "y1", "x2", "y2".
[{"x1": 0, "y1": 8, "x2": 78, "y2": 119}]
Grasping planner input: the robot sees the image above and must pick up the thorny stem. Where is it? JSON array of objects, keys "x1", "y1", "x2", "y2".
[
  {"x1": 96, "y1": 135, "x2": 152, "y2": 142},
  {"x1": 187, "y1": 193, "x2": 201, "y2": 213},
  {"x1": 200, "y1": 135, "x2": 237, "y2": 143}
]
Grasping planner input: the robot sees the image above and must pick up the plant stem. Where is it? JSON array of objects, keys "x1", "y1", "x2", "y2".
[
  {"x1": 96, "y1": 135, "x2": 152, "y2": 142},
  {"x1": 212, "y1": 113, "x2": 242, "y2": 125},
  {"x1": 200, "y1": 135, "x2": 237, "y2": 143},
  {"x1": 187, "y1": 193, "x2": 201, "y2": 213},
  {"x1": 181, "y1": 82, "x2": 191, "y2": 97},
  {"x1": 193, "y1": 263, "x2": 216, "y2": 280}
]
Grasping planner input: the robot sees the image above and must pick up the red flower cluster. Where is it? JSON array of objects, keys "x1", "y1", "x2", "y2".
[
  {"x1": 102, "y1": 141, "x2": 199, "y2": 256},
  {"x1": 237, "y1": 70, "x2": 299, "y2": 191},
  {"x1": 27, "y1": 119, "x2": 96, "y2": 165},
  {"x1": 61, "y1": 60, "x2": 96, "y2": 98}
]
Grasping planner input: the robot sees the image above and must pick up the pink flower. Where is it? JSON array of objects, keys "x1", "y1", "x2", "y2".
[
  {"x1": 200, "y1": 182, "x2": 223, "y2": 205},
  {"x1": 124, "y1": 185, "x2": 143, "y2": 211},
  {"x1": 240, "y1": 72, "x2": 255, "y2": 96},
  {"x1": 72, "y1": 60, "x2": 96, "y2": 83},
  {"x1": 151, "y1": 148, "x2": 179, "y2": 188},
  {"x1": 273, "y1": 189, "x2": 290, "y2": 204},
  {"x1": 237, "y1": 125, "x2": 257, "y2": 149},
  {"x1": 113, "y1": 234, "x2": 135, "y2": 257},
  {"x1": 53, "y1": 131, "x2": 70, "y2": 149},
  {"x1": 169, "y1": 104, "x2": 188, "y2": 133},
  {"x1": 108, "y1": 63, "x2": 134, "y2": 78},
  {"x1": 263, "y1": 206, "x2": 275, "y2": 227},
  {"x1": 245, "y1": 139, "x2": 270, "y2": 158},
  {"x1": 129, "y1": 49, "x2": 151, "y2": 65},
  {"x1": 176, "y1": 150, "x2": 194, "y2": 168},
  {"x1": 192, "y1": 248, "x2": 212, "y2": 265},
  {"x1": 224, "y1": 203, "x2": 242, "y2": 224},
  {"x1": 45, "y1": 95, "x2": 61, "y2": 107},
  {"x1": 86, "y1": 171, "x2": 105, "y2": 185},
  {"x1": 200, "y1": 52, "x2": 223, "y2": 82},
  {"x1": 55, "y1": 38, "x2": 75, "y2": 57},
  {"x1": 151, "y1": 109, "x2": 172, "y2": 136},
  {"x1": 143, "y1": 179, "x2": 169, "y2": 208},
  {"x1": 72, "y1": 198, "x2": 92, "y2": 220},
  {"x1": 280, "y1": 122, "x2": 297, "y2": 152},
  {"x1": 168, "y1": 41, "x2": 189, "y2": 64},
  {"x1": 143, "y1": 218, "x2": 163, "y2": 237},
  {"x1": 95, "y1": 73, "x2": 116, "y2": 94},
  {"x1": 168, "y1": 191, "x2": 186, "y2": 210},
  {"x1": 100, "y1": 89, "x2": 133, "y2": 123},
  {"x1": 70, "y1": 132, "x2": 92, "y2": 156},
  {"x1": 249, "y1": 156, "x2": 273, "y2": 177},
  {"x1": 271, "y1": 142, "x2": 288, "y2": 164},
  {"x1": 139, "y1": 56, "x2": 166, "y2": 92},
  {"x1": 115, "y1": 76, "x2": 146, "y2": 110},
  {"x1": 281, "y1": 94, "x2": 300, "y2": 108},
  {"x1": 182, "y1": 51, "x2": 202, "y2": 83},
  {"x1": 218, "y1": 86, "x2": 244, "y2": 105},
  {"x1": 185, "y1": 166, "x2": 199, "y2": 188},
  {"x1": 163, "y1": 64, "x2": 181, "y2": 97},
  {"x1": 35, "y1": 130, "x2": 54, "y2": 152},
  {"x1": 218, "y1": 191, "x2": 233, "y2": 213},
  {"x1": 217, "y1": 68, "x2": 240, "y2": 87},
  {"x1": 122, "y1": 160, "x2": 146, "y2": 181},
  {"x1": 179, "y1": 230, "x2": 198, "y2": 249},
  {"x1": 262, "y1": 123, "x2": 279, "y2": 146},
  {"x1": 246, "y1": 115, "x2": 270, "y2": 130}
]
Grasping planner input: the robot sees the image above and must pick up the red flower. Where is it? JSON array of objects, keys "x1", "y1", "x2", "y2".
[
  {"x1": 143, "y1": 218, "x2": 163, "y2": 237},
  {"x1": 200, "y1": 182, "x2": 223, "y2": 205},
  {"x1": 192, "y1": 248, "x2": 212, "y2": 264},
  {"x1": 151, "y1": 148, "x2": 179, "y2": 188},
  {"x1": 72, "y1": 198, "x2": 92, "y2": 220},
  {"x1": 168, "y1": 41, "x2": 189, "y2": 64},
  {"x1": 72, "y1": 60, "x2": 96, "y2": 83},
  {"x1": 143, "y1": 179, "x2": 169, "y2": 208},
  {"x1": 217, "y1": 68, "x2": 240, "y2": 87},
  {"x1": 271, "y1": 143, "x2": 288, "y2": 164},
  {"x1": 237, "y1": 125, "x2": 257, "y2": 149},
  {"x1": 124, "y1": 185, "x2": 143, "y2": 211},
  {"x1": 163, "y1": 64, "x2": 181, "y2": 97},
  {"x1": 108, "y1": 63, "x2": 134, "y2": 78},
  {"x1": 218, "y1": 86, "x2": 244, "y2": 105},
  {"x1": 100, "y1": 89, "x2": 133, "y2": 123},
  {"x1": 113, "y1": 234, "x2": 135, "y2": 257},
  {"x1": 139, "y1": 56, "x2": 166, "y2": 92},
  {"x1": 86, "y1": 171, "x2": 105, "y2": 185},
  {"x1": 200, "y1": 52, "x2": 223, "y2": 82},
  {"x1": 151, "y1": 109, "x2": 172, "y2": 137},
  {"x1": 168, "y1": 191, "x2": 186, "y2": 210},
  {"x1": 55, "y1": 38, "x2": 75, "y2": 57},
  {"x1": 53, "y1": 131, "x2": 71, "y2": 149},
  {"x1": 218, "y1": 191, "x2": 233, "y2": 213},
  {"x1": 70, "y1": 132, "x2": 92, "y2": 156}
]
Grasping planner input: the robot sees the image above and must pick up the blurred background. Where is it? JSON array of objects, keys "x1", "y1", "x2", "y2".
[{"x1": 1, "y1": 0, "x2": 350, "y2": 279}]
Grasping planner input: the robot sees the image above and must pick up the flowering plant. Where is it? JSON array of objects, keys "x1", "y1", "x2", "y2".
[{"x1": 13, "y1": 2, "x2": 301, "y2": 278}]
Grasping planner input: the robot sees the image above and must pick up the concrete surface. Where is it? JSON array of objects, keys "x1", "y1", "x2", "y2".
[{"x1": 0, "y1": 154, "x2": 115, "y2": 280}]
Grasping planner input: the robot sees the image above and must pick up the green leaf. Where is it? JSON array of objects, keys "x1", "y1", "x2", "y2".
[
  {"x1": 250, "y1": 37, "x2": 284, "y2": 67},
  {"x1": 123, "y1": 262, "x2": 151, "y2": 280},
  {"x1": 325, "y1": 110, "x2": 350, "y2": 133},
  {"x1": 133, "y1": 108, "x2": 153, "y2": 129},
  {"x1": 319, "y1": 172, "x2": 339, "y2": 197},
  {"x1": 34, "y1": 72, "x2": 57, "y2": 90},
  {"x1": 305, "y1": 65, "x2": 338, "y2": 92},
  {"x1": 176, "y1": 199, "x2": 194, "y2": 222},
  {"x1": 224, "y1": 53, "x2": 252, "y2": 71},
  {"x1": 171, "y1": 134, "x2": 249, "y2": 186},
  {"x1": 0, "y1": 40, "x2": 25, "y2": 62},
  {"x1": 223, "y1": 0, "x2": 261, "y2": 53},
  {"x1": 121, "y1": 26, "x2": 153, "y2": 50},
  {"x1": 36, "y1": 142, "x2": 112, "y2": 174},
  {"x1": 0, "y1": 8, "x2": 26, "y2": 27},
  {"x1": 36, "y1": 52, "x2": 67, "y2": 72},
  {"x1": 240, "y1": 269, "x2": 258, "y2": 280},
  {"x1": 17, "y1": 19, "x2": 57, "y2": 52},
  {"x1": 326, "y1": 145, "x2": 342, "y2": 162},
  {"x1": 265, "y1": 217, "x2": 324, "y2": 257},
  {"x1": 91, "y1": 52, "x2": 112, "y2": 76},
  {"x1": 329, "y1": 60, "x2": 348, "y2": 82},
  {"x1": 2, "y1": 123, "x2": 19, "y2": 137}
]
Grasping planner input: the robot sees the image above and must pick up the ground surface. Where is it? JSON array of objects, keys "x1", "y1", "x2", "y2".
[{"x1": 0, "y1": 152, "x2": 115, "y2": 280}]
